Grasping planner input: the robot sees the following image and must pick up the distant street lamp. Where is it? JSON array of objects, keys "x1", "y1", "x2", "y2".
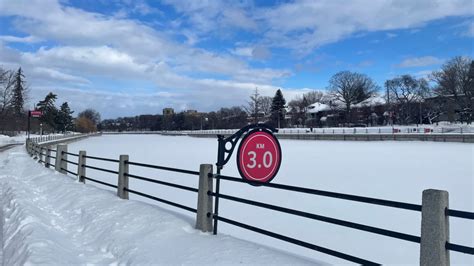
[
  {"x1": 40, "y1": 123, "x2": 43, "y2": 136},
  {"x1": 201, "y1": 116, "x2": 208, "y2": 130}
]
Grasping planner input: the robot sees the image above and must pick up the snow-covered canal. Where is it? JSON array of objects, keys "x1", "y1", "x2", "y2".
[{"x1": 68, "y1": 135, "x2": 473, "y2": 265}]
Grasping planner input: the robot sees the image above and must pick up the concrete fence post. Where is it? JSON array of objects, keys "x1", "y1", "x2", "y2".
[
  {"x1": 27, "y1": 140, "x2": 31, "y2": 155},
  {"x1": 45, "y1": 147, "x2": 51, "y2": 168},
  {"x1": 34, "y1": 143, "x2": 39, "y2": 159},
  {"x1": 37, "y1": 145, "x2": 41, "y2": 159},
  {"x1": 55, "y1": 144, "x2": 68, "y2": 174},
  {"x1": 117, "y1": 155, "x2": 129, "y2": 199},
  {"x1": 38, "y1": 146, "x2": 43, "y2": 162},
  {"x1": 78, "y1": 151, "x2": 86, "y2": 183},
  {"x1": 196, "y1": 164, "x2": 214, "y2": 232},
  {"x1": 420, "y1": 189, "x2": 450, "y2": 266},
  {"x1": 31, "y1": 142, "x2": 36, "y2": 157}
]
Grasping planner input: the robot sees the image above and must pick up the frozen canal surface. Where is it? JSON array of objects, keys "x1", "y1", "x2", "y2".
[{"x1": 68, "y1": 135, "x2": 473, "y2": 265}]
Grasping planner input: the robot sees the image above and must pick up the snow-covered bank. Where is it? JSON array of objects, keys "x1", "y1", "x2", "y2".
[
  {"x1": 0, "y1": 147, "x2": 324, "y2": 265},
  {"x1": 0, "y1": 135, "x2": 22, "y2": 146}
]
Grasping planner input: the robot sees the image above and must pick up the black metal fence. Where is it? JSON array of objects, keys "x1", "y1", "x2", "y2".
[{"x1": 26, "y1": 137, "x2": 474, "y2": 265}]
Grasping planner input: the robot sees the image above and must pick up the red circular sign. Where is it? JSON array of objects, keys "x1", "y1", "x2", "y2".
[{"x1": 237, "y1": 129, "x2": 282, "y2": 184}]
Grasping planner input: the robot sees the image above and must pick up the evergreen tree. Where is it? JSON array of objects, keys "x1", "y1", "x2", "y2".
[
  {"x1": 37, "y1": 92, "x2": 58, "y2": 131},
  {"x1": 55, "y1": 102, "x2": 74, "y2": 132},
  {"x1": 270, "y1": 89, "x2": 286, "y2": 128},
  {"x1": 11, "y1": 67, "x2": 26, "y2": 117}
]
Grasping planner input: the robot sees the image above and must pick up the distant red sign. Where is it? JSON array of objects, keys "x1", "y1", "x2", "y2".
[
  {"x1": 237, "y1": 130, "x2": 282, "y2": 184},
  {"x1": 30, "y1": 110, "x2": 42, "y2": 117}
]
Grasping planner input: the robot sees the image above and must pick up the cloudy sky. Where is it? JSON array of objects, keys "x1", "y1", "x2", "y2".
[{"x1": 0, "y1": 0, "x2": 473, "y2": 118}]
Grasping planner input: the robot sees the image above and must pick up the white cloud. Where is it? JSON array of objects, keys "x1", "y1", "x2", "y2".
[
  {"x1": 252, "y1": 46, "x2": 272, "y2": 60},
  {"x1": 162, "y1": 0, "x2": 257, "y2": 34},
  {"x1": 397, "y1": 56, "x2": 443, "y2": 68},
  {"x1": 413, "y1": 70, "x2": 433, "y2": 79},
  {"x1": 31, "y1": 67, "x2": 91, "y2": 85},
  {"x1": 0, "y1": 0, "x2": 291, "y2": 85},
  {"x1": 231, "y1": 47, "x2": 254, "y2": 57},
  {"x1": 258, "y1": 0, "x2": 473, "y2": 53},
  {"x1": 0, "y1": 0, "x2": 284, "y2": 81},
  {"x1": 0, "y1": 35, "x2": 41, "y2": 43},
  {"x1": 230, "y1": 46, "x2": 272, "y2": 61},
  {"x1": 161, "y1": 0, "x2": 473, "y2": 55}
]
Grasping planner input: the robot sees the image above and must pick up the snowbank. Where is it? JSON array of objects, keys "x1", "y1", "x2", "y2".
[
  {"x1": 0, "y1": 147, "x2": 324, "y2": 265},
  {"x1": 0, "y1": 135, "x2": 16, "y2": 146}
]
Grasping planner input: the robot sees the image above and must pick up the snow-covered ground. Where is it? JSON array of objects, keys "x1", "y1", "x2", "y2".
[
  {"x1": 0, "y1": 134, "x2": 25, "y2": 146},
  {"x1": 0, "y1": 146, "x2": 323, "y2": 265},
  {"x1": 63, "y1": 135, "x2": 474, "y2": 265}
]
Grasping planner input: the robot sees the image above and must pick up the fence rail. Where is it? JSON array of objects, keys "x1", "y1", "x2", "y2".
[
  {"x1": 208, "y1": 191, "x2": 421, "y2": 243},
  {"x1": 213, "y1": 174, "x2": 423, "y2": 211},
  {"x1": 25, "y1": 136, "x2": 474, "y2": 265},
  {"x1": 127, "y1": 161, "x2": 200, "y2": 175},
  {"x1": 125, "y1": 173, "x2": 199, "y2": 193},
  {"x1": 124, "y1": 188, "x2": 197, "y2": 213}
]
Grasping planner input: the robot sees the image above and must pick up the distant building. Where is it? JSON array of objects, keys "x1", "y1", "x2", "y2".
[
  {"x1": 163, "y1": 108, "x2": 175, "y2": 116},
  {"x1": 185, "y1": 109, "x2": 198, "y2": 114}
]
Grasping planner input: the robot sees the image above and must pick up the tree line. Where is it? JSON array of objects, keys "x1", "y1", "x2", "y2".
[{"x1": 101, "y1": 56, "x2": 473, "y2": 131}]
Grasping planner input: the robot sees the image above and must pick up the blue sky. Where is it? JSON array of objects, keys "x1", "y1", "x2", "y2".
[{"x1": 0, "y1": 0, "x2": 473, "y2": 118}]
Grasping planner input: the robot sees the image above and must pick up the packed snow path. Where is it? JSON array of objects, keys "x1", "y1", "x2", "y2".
[{"x1": 0, "y1": 147, "x2": 323, "y2": 265}]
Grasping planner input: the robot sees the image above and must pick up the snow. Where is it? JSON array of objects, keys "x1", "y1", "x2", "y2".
[
  {"x1": 0, "y1": 146, "x2": 324, "y2": 265},
  {"x1": 1, "y1": 133, "x2": 42, "y2": 146},
  {"x1": 65, "y1": 135, "x2": 473, "y2": 265},
  {"x1": 0, "y1": 135, "x2": 20, "y2": 146},
  {"x1": 307, "y1": 102, "x2": 331, "y2": 113}
]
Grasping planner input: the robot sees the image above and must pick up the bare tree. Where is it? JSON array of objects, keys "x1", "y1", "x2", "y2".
[
  {"x1": 259, "y1": 96, "x2": 272, "y2": 117},
  {"x1": 431, "y1": 56, "x2": 472, "y2": 123},
  {"x1": 78, "y1": 109, "x2": 101, "y2": 125},
  {"x1": 0, "y1": 68, "x2": 15, "y2": 117},
  {"x1": 304, "y1": 91, "x2": 324, "y2": 104},
  {"x1": 385, "y1": 75, "x2": 429, "y2": 124},
  {"x1": 244, "y1": 88, "x2": 261, "y2": 123},
  {"x1": 287, "y1": 91, "x2": 325, "y2": 127},
  {"x1": 328, "y1": 71, "x2": 379, "y2": 123}
]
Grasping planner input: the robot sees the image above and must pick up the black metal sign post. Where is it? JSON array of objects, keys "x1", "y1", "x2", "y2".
[
  {"x1": 213, "y1": 123, "x2": 278, "y2": 235},
  {"x1": 27, "y1": 110, "x2": 31, "y2": 139}
]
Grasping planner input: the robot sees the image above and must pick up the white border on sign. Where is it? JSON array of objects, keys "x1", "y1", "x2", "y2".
[{"x1": 240, "y1": 132, "x2": 280, "y2": 181}]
